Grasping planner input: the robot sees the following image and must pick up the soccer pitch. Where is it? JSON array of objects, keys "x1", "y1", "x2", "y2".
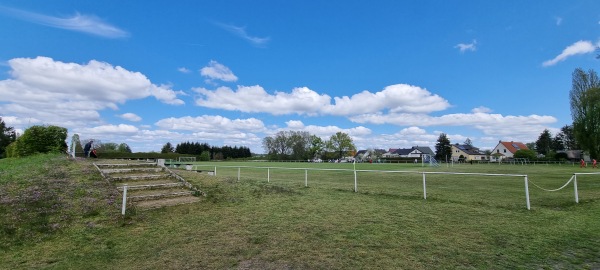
[{"x1": 187, "y1": 161, "x2": 600, "y2": 210}]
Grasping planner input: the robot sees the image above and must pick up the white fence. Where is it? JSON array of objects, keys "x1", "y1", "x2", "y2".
[{"x1": 186, "y1": 164, "x2": 600, "y2": 210}]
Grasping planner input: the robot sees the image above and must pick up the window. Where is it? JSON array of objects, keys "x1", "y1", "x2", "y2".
[{"x1": 503, "y1": 149, "x2": 506, "y2": 153}]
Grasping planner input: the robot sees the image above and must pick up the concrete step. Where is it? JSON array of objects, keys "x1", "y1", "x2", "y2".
[
  {"x1": 114, "y1": 179, "x2": 178, "y2": 186},
  {"x1": 116, "y1": 182, "x2": 184, "y2": 191},
  {"x1": 96, "y1": 163, "x2": 157, "y2": 168},
  {"x1": 101, "y1": 167, "x2": 164, "y2": 174},
  {"x1": 109, "y1": 174, "x2": 171, "y2": 182},
  {"x1": 93, "y1": 161, "x2": 203, "y2": 211}
]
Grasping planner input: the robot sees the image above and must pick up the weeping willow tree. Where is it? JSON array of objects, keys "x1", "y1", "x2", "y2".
[{"x1": 570, "y1": 68, "x2": 600, "y2": 159}]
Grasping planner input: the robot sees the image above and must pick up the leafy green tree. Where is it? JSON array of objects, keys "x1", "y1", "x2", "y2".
[
  {"x1": 434, "y1": 133, "x2": 452, "y2": 162},
  {"x1": 161, "y1": 142, "x2": 175, "y2": 153},
  {"x1": 308, "y1": 135, "x2": 325, "y2": 160},
  {"x1": 263, "y1": 131, "x2": 312, "y2": 160},
  {"x1": 118, "y1": 143, "x2": 132, "y2": 153},
  {"x1": 7, "y1": 125, "x2": 67, "y2": 157},
  {"x1": 570, "y1": 68, "x2": 600, "y2": 159},
  {"x1": 327, "y1": 132, "x2": 356, "y2": 159},
  {"x1": 199, "y1": 151, "x2": 210, "y2": 161},
  {"x1": 551, "y1": 134, "x2": 564, "y2": 152},
  {"x1": 535, "y1": 129, "x2": 553, "y2": 156},
  {"x1": 0, "y1": 117, "x2": 17, "y2": 158},
  {"x1": 464, "y1": 138, "x2": 473, "y2": 146},
  {"x1": 96, "y1": 142, "x2": 119, "y2": 152},
  {"x1": 262, "y1": 131, "x2": 291, "y2": 159},
  {"x1": 555, "y1": 125, "x2": 578, "y2": 150},
  {"x1": 514, "y1": 149, "x2": 537, "y2": 160}
]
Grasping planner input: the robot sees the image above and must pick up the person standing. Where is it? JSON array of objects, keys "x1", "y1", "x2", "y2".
[
  {"x1": 84, "y1": 140, "x2": 93, "y2": 158},
  {"x1": 593, "y1": 159, "x2": 597, "y2": 169},
  {"x1": 580, "y1": 159, "x2": 586, "y2": 168}
]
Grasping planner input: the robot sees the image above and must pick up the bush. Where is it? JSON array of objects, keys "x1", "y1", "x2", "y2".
[
  {"x1": 200, "y1": 151, "x2": 210, "y2": 161},
  {"x1": 514, "y1": 149, "x2": 537, "y2": 160},
  {"x1": 7, "y1": 125, "x2": 67, "y2": 158}
]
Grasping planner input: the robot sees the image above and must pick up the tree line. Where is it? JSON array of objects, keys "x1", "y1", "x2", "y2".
[
  {"x1": 262, "y1": 131, "x2": 356, "y2": 161},
  {"x1": 161, "y1": 141, "x2": 251, "y2": 160}
]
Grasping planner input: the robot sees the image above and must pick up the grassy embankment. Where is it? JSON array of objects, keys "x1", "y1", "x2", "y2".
[{"x1": 1, "y1": 154, "x2": 599, "y2": 269}]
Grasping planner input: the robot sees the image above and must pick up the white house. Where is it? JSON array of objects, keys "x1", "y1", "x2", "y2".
[{"x1": 491, "y1": 141, "x2": 529, "y2": 161}]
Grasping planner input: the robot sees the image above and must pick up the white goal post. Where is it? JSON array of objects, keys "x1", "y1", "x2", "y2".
[{"x1": 178, "y1": 156, "x2": 196, "y2": 162}]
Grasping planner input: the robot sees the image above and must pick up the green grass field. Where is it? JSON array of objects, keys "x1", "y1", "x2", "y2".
[{"x1": 2, "y1": 155, "x2": 600, "y2": 269}]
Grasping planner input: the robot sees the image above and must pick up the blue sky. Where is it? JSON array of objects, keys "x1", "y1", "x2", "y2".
[{"x1": 1, "y1": 1, "x2": 599, "y2": 154}]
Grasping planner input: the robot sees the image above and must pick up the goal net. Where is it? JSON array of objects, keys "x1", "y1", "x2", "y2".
[
  {"x1": 178, "y1": 156, "x2": 197, "y2": 162},
  {"x1": 423, "y1": 154, "x2": 440, "y2": 167}
]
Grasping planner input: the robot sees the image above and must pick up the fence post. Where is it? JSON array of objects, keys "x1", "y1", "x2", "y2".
[
  {"x1": 267, "y1": 168, "x2": 270, "y2": 183},
  {"x1": 354, "y1": 169, "x2": 358, "y2": 192},
  {"x1": 573, "y1": 174, "x2": 579, "y2": 203},
  {"x1": 121, "y1": 184, "x2": 128, "y2": 215},
  {"x1": 305, "y1": 169, "x2": 308, "y2": 187},
  {"x1": 237, "y1": 167, "x2": 241, "y2": 181},
  {"x1": 422, "y1": 172, "x2": 427, "y2": 200},
  {"x1": 524, "y1": 176, "x2": 531, "y2": 210},
  {"x1": 214, "y1": 166, "x2": 217, "y2": 176}
]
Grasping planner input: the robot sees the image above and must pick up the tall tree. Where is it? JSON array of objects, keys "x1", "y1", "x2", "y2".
[
  {"x1": 118, "y1": 143, "x2": 132, "y2": 153},
  {"x1": 328, "y1": 132, "x2": 356, "y2": 159},
  {"x1": 556, "y1": 125, "x2": 578, "y2": 150},
  {"x1": 464, "y1": 138, "x2": 473, "y2": 146},
  {"x1": 570, "y1": 68, "x2": 600, "y2": 159},
  {"x1": 161, "y1": 142, "x2": 175, "y2": 153},
  {"x1": 307, "y1": 135, "x2": 325, "y2": 160},
  {"x1": 435, "y1": 133, "x2": 452, "y2": 162},
  {"x1": 0, "y1": 117, "x2": 17, "y2": 158},
  {"x1": 535, "y1": 129, "x2": 553, "y2": 156},
  {"x1": 262, "y1": 131, "x2": 312, "y2": 160}
]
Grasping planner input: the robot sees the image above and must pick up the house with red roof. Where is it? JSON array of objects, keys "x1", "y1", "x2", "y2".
[{"x1": 491, "y1": 141, "x2": 529, "y2": 161}]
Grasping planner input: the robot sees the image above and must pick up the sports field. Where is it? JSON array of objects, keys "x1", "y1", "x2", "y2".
[
  {"x1": 183, "y1": 161, "x2": 599, "y2": 211},
  {"x1": 2, "y1": 156, "x2": 600, "y2": 269}
]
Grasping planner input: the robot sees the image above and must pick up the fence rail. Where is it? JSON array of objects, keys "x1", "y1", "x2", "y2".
[{"x1": 185, "y1": 164, "x2": 548, "y2": 209}]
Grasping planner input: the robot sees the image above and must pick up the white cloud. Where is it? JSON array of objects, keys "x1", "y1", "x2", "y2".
[
  {"x1": 194, "y1": 84, "x2": 449, "y2": 116},
  {"x1": 214, "y1": 22, "x2": 269, "y2": 47},
  {"x1": 0, "y1": 6, "x2": 128, "y2": 38},
  {"x1": 178, "y1": 67, "x2": 191, "y2": 73},
  {"x1": 195, "y1": 85, "x2": 331, "y2": 115},
  {"x1": 277, "y1": 120, "x2": 371, "y2": 138},
  {"x1": 542, "y1": 40, "x2": 598, "y2": 67},
  {"x1": 154, "y1": 115, "x2": 265, "y2": 133},
  {"x1": 349, "y1": 112, "x2": 557, "y2": 140},
  {"x1": 78, "y1": 124, "x2": 139, "y2": 135},
  {"x1": 351, "y1": 127, "x2": 440, "y2": 151},
  {"x1": 149, "y1": 84, "x2": 185, "y2": 105},
  {"x1": 119, "y1": 113, "x2": 142, "y2": 122},
  {"x1": 200, "y1": 60, "x2": 238, "y2": 83},
  {"x1": 555, "y1": 16, "x2": 563, "y2": 26},
  {"x1": 455, "y1": 40, "x2": 477, "y2": 53},
  {"x1": 399, "y1": 126, "x2": 428, "y2": 135},
  {"x1": 471, "y1": 106, "x2": 492, "y2": 113},
  {"x1": 325, "y1": 84, "x2": 450, "y2": 115},
  {"x1": 0, "y1": 56, "x2": 184, "y2": 127}
]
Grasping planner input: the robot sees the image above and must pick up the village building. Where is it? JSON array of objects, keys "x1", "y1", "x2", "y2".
[
  {"x1": 490, "y1": 141, "x2": 529, "y2": 161},
  {"x1": 451, "y1": 144, "x2": 487, "y2": 162}
]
